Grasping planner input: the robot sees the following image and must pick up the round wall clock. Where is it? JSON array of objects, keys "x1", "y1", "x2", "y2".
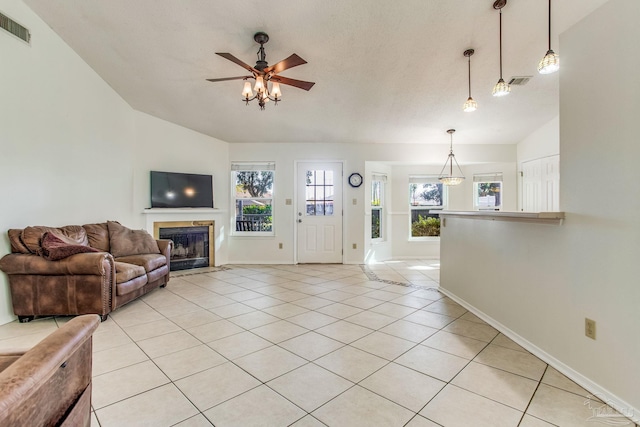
[{"x1": 348, "y1": 172, "x2": 363, "y2": 188}]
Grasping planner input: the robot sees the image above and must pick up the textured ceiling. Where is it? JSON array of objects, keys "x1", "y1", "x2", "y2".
[{"x1": 24, "y1": 0, "x2": 608, "y2": 144}]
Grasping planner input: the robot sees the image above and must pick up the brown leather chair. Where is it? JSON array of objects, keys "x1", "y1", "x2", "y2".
[{"x1": 0, "y1": 315, "x2": 100, "y2": 427}]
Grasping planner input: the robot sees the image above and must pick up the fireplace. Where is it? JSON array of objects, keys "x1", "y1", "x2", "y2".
[{"x1": 153, "y1": 221, "x2": 214, "y2": 271}]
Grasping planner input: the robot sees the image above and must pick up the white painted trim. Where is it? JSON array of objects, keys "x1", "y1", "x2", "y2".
[{"x1": 439, "y1": 287, "x2": 639, "y2": 424}]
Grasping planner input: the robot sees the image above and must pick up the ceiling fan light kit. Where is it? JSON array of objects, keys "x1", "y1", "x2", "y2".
[{"x1": 206, "y1": 32, "x2": 315, "y2": 110}]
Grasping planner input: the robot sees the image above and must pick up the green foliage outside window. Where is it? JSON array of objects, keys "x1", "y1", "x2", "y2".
[
  {"x1": 242, "y1": 205, "x2": 271, "y2": 215},
  {"x1": 242, "y1": 204, "x2": 272, "y2": 228},
  {"x1": 411, "y1": 215, "x2": 440, "y2": 237}
]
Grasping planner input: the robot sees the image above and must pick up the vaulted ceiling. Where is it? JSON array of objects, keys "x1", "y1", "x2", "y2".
[{"x1": 25, "y1": 0, "x2": 608, "y2": 144}]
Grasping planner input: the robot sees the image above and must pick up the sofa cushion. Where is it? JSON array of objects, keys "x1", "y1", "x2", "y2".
[
  {"x1": 107, "y1": 221, "x2": 160, "y2": 258},
  {"x1": 40, "y1": 232, "x2": 99, "y2": 261},
  {"x1": 115, "y1": 275, "x2": 148, "y2": 296},
  {"x1": 8, "y1": 230, "x2": 30, "y2": 254},
  {"x1": 21, "y1": 226, "x2": 88, "y2": 254},
  {"x1": 114, "y1": 262, "x2": 146, "y2": 284},
  {"x1": 114, "y1": 254, "x2": 166, "y2": 273},
  {"x1": 83, "y1": 223, "x2": 110, "y2": 252}
]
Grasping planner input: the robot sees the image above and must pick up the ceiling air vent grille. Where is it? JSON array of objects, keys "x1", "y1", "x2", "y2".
[
  {"x1": 0, "y1": 12, "x2": 31, "y2": 44},
  {"x1": 508, "y1": 76, "x2": 532, "y2": 86}
]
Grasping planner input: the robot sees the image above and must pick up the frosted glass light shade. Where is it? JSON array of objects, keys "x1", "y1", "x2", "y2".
[
  {"x1": 254, "y1": 75, "x2": 265, "y2": 92},
  {"x1": 463, "y1": 97, "x2": 478, "y2": 112},
  {"x1": 242, "y1": 81, "x2": 253, "y2": 98},
  {"x1": 271, "y1": 82, "x2": 282, "y2": 98},
  {"x1": 439, "y1": 176, "x2": 465, "y2": 186},
  {"x1": 538, "y1": 49, "x2": 559, "y2": 74},
  {"x1": 492, "y1": 78, "x2": 511, "y2": 97}
]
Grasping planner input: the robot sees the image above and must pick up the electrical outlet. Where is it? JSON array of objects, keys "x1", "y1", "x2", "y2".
[
  {"x1": 278, "y1": 243, "x2": 283, "y2": 249},
  {"x1": 285, "y1": 199, "x2": 292, "y2": 205},
  {"x1": 352, "y1": 198, "x2": 357, "y2": 205},
  {"x1": 585, "y1": 318, "x2": 596, "y2": 340},
  {"x1": 352, "y1": 243, "x2": 357, "y2": 249}
]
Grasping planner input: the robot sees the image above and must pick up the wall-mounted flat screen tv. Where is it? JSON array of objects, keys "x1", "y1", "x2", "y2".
[{"x1": 150, "y1": 171, "x2": 214, "y2": 208}]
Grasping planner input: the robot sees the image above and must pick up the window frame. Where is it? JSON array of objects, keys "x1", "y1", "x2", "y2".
[
  {"x1": 371, "y1": 174, "x2": 386, "y2": 241},
  {"x1": 408, "y1": 176, "x2": 447, "y2": 239},
  {"x1": 231, "y1": 162, "x2": 275, "y2": 236},
  {"x1": 473, "y1": 172, "x2": 503, "y2": 211}
]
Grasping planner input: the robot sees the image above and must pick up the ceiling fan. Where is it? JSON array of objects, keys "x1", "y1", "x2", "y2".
[{"x1": 206, "y1": 32, "x2": 315, "y2": 110}]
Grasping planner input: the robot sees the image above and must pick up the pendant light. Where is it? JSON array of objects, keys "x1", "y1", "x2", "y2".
[
  {"x1": 538, "y1": 0, "x2": 559, "y2": 74},
  {"x1": 463, "y1": 49, "x2": 478, "y2": 112},
  {"x1": 438, "y1": 129, "x2": 465, "y2": 186},
  {"x1": 492, "y1": 0, "x2": 510, "y2": 97}
]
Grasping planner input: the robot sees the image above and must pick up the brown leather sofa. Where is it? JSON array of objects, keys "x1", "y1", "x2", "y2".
[
  {"x1": 0, "y1": 314, "x2": 100, "y2": 427},
  {"x1": 0, "y1": 222, "x2": 172, "y2": 322}
]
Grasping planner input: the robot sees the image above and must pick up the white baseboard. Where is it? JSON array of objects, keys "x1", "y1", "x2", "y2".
[
  {"x1": 439, "y1": 287, "x2": 639, "y2": 424},
  {"x1": 0, "y1": 314, "x2": 17, "y2": 326}
]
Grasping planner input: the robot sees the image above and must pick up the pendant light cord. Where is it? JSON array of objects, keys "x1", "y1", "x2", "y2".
[
  {"x1": 547, "y1": 0, "x2": 552, "y2": 51},
  {"x1": 499, "y1": 9, "x2": 503, "y2": 79},
  {"x1": 468, "y1": 56, "x2": 472, "y2": 97}
]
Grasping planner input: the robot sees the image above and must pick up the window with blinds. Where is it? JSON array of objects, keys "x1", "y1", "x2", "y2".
[{"x1": 473, "y1": 172, "x2": 503, "y2": 210}]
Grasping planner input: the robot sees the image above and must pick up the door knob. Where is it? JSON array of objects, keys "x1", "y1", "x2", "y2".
[{"x1": 298, "y1": 219, "x2": 302, "y2": 223}]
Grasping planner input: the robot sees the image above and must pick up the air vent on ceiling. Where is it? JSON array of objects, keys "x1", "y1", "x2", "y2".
[
  {"x1": 508, "y1": 76, "x2": 532, "y2": 86},
  {"x1": 0, "y1": 12, "x2": 31, "y2": 44}
]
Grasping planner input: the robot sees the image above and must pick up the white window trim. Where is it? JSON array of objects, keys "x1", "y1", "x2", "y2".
[
  {"x1": 371, "y1": 174, "x2": 386, "y2": 242},
  {"x1": 409, "y1": 176, "x2": 447, "y2": 240},
  {"x1": 473, "y1": 172, "x2": 503, "y2": 211}
]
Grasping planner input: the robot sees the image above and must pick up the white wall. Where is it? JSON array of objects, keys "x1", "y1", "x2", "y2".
[
  {"x1": 0, "y1": 1, "x2": 231, "y2": 324},
  {"x1": 517, "y1": 116, "x2": 560, "y2": 163},
  {"x1": 0, "y1": 1, "x2": 136, "y2": 324},
  {"x1": 440, "y1": 0, "x2": 640, "y2": 416}
]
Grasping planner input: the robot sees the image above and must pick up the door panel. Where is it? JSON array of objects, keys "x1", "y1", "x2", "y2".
[{"x1": 297, "y1": 162, "x2": 343, "y2": 263}]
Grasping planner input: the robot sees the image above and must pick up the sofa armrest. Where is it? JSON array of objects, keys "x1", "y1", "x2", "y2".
[
  {"x1": 156, "y1": 239, "x2": 173, "y2": 256},
  {"x1": 0, "y1": 315, "x2": 100, "y2": 426},
  {"x1": 0, "y1": 252, "x2": 114, "y2": 276},
  {"x1": 156, "y1": 239, "x2": 173, "y2": 268}
]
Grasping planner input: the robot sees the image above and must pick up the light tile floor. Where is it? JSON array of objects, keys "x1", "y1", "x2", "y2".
[{"x1": 0, "y1": 260, "x2": 637, "y2": 427}]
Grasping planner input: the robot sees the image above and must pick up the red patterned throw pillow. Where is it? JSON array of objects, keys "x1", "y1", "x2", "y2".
[{"x1": 40, "y1": 232, "x2": 99, "y2": 261}]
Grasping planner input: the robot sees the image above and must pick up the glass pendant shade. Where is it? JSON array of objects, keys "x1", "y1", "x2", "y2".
[
  {"x1": 538, "y1": 50, "x2": 559, "y2": 74},
  {"x1": 242, "y1": 81, "x2": 253, "y2": 98},
  {"x1": 463, "y1": 97, "x2": 477, "y2": 112},
  {"x1": 439, "y1": 176, "x2": 465, "y2": 186},
  {"x1": 492, "y1": 78, "x2": 511, "y2": 97}
]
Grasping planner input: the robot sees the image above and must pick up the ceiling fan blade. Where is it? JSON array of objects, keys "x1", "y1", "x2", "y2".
[
  {"x1": 216, "y1": 53, "x2": 258, "y2": 74},
  {"x1": 206, "y1": 76, "x2": 251, "y2": 83},
  {"x1": 271, "y1": 76, "x2": 315, "y2": 91},
  {"x1": 263, "y1": 54, "x2": 307, "y2": 74}
]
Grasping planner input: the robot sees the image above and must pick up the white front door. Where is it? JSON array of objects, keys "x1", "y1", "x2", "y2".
[{"x1": 296, "y1": 162, "x2": 343, "y2": 263}]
